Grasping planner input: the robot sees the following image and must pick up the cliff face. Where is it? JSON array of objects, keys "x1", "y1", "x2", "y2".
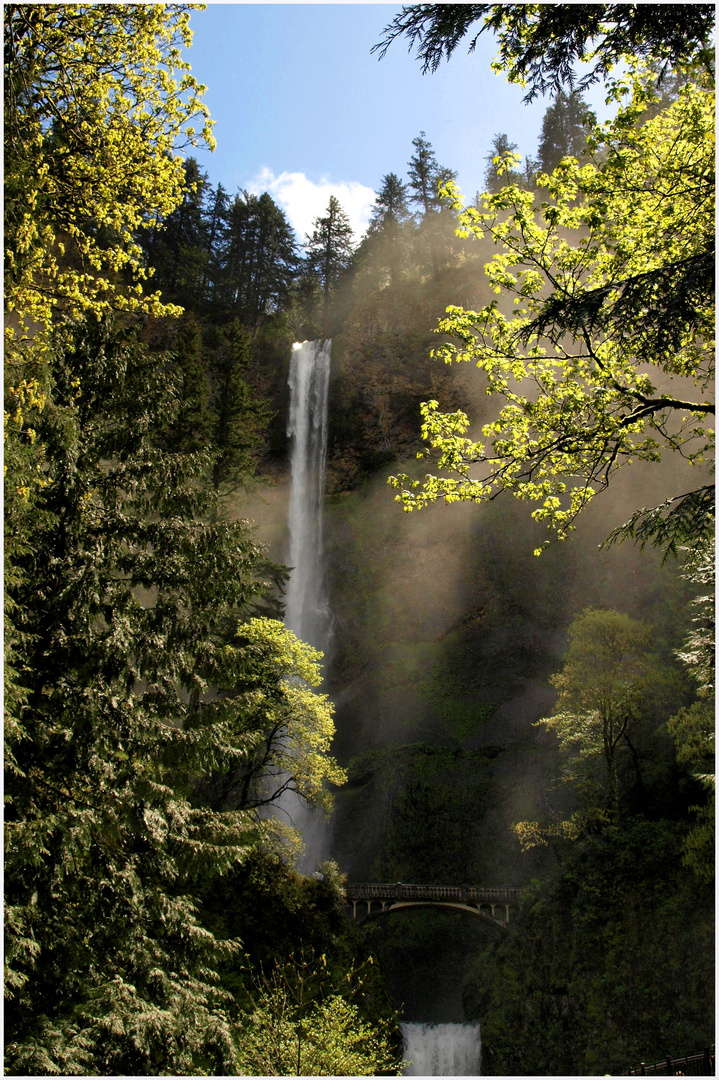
[{"x1": 325, "y1": 260, "x2": 491, "y2": 493}]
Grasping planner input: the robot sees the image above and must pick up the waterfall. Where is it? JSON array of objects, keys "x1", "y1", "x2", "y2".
[
  {"x1": 401, "y1": 1022, "x2": 482, "y2": 1077},
  {"x1": 285, "y1": 340, "x2": 332, "y2": 649},
  {"x1": 281, "y1": 340, "x2": 332, "y2": 871}
]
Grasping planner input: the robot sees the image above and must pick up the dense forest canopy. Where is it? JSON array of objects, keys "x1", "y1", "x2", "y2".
[{"x1": 4, "y1": 2, "x2": 715, "y2": 1075}]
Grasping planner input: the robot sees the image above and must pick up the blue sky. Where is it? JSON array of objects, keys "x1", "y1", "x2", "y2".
[{"x1": 182, "y1": 4, "x2": 611, "y2": 242}]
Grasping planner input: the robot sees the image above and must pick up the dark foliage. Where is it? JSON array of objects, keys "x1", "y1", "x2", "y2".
[
  {"x1": 4, "y1": 316, "x2": 283, "y2": 1073},
  {"x1": 373, "y1": 5, "x2": 716, "y2": 100},
  {"x1": 602, "y1": 486, "x2": 715, "y2": 562},
  {"x1": 467, "y1": 820, "x2": 714, "y2": 1075}
]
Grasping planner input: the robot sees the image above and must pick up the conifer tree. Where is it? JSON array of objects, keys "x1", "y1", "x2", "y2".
[
  {"x1": 407, "y1": 131, "x2": 443, "y2": 217},
  {"x1": 374, "y1": 5, "x2": 715, "y2": 98},
  {"x1": 211, "y1": 319, "x2": 273, "y2": 501},
  {"x1": 483, "y1": 132, "x2": 523, "y2": 192},
  {"x1": 407, "y1": 133, "x2": 458, "y2": 277},
  {"x1": 202, "y1": 181, "x2": 231, "y2": 302},
  {"x1": 371, "y1": 173, "x2": 411, "y2": 226},
  {"x1": 164, "y1": 312, "x2": 214, "y2": 455},
  {"x1": 142, "y1": 157, "x2": 211, "y2": 311},
  {"x1": 365, "y1": 173, "x2": 413, "y2": 286},
  {"x1": 4, "y1": 315, "x2": 343, "y2": 1074},
  {"x1": 537, "y1": 90, "x2": 592, "y2": 174},
  {"x1": 305, "y1": 196, "x2": 354, "y2": 333},
  {"x1": 215, "y1": 191, "x2": 298, "y2": 327}
]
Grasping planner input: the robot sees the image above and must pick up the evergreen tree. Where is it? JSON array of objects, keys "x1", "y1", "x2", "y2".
[
  {"x1": 483, "y1": 132, "x2": 523, "y2": 192},
  {"x1": 363, "y1": 173, "x2": 413, "y2": 287},
  {"x1": 407, "y1": 133, "x2": 457, "y2": 277},
  {"x1": 305, "y1": 196, "x2": 354, "y2": 333},
  {"x1": 374, "y1": 5, "x2": 715, "y2": 99},
  {"x1": 142, "y1": 157, "x2": 211, "y2": 310},
  {"x1": 214, "y1": 191, "x2": 298, "y2": 327},
  {"x1": 201, "y1": 180, "x2": 231, "y2": 300},
  {"x1": 288, "y1": 268, "x2": 325, "y2": 342},
  {"x1": 164, "y1": 312, "x2": 214, "y2": 455},
  {"x1": 407, "y1": 131, "x2": 443, "y2": 217},
  {"x1": 667, "y1": 538, "x2": 715, "y2": 882},
  {"x1": 4, "y1": 315, "x2": 343, "y2": 1074},
  {"x1": 371, "y1": 173, "x2": 411, "y2": 228},
  {"x1": 210, "y1": 319, "x2": 273, "y2": 501},
  {"x1": 537, "y1": 90, "x2": 592, "y2": 173}
]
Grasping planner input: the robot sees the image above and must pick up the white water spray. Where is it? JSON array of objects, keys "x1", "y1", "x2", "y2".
[
  {"x1": 401, "y1": 1022, "x2": 482, "y2": 1077},
  {"x1": 282, "y1": 340, "x2": 332, "y2": 871}
]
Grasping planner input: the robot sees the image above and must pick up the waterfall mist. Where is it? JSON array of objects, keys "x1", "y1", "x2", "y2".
[
  {"x1": 281, "y1": 340, "x2": 332, "y2": 872},
  {"x1": 401, "y1": 1022, "x2": 482, "y2": 1076}
]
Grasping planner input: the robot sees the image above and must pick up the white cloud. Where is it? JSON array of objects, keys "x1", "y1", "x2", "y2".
[{"x1": 245, "y1": 167, "x2": 376, "y2": 245}]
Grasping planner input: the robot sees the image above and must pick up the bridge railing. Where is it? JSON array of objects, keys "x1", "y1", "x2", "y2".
[
  {"x1": 344, "y1": 883, "x2": 521, "y2": 903},
  {"x1": 628, "y1": 1046, "x2": 714, "y2": 1076}
]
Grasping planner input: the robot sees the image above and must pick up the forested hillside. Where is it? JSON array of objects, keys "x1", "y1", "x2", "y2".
[{"x1": 5, "y1": 3, "x2": 714, "y2": 1076}]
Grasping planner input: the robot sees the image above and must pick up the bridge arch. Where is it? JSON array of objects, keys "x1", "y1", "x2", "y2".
[{"x1": 344, "y1": 884, "x2": 521, "y2": 932}]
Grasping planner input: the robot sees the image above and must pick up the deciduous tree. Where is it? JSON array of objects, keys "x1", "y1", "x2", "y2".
[
  {"x1": 529, "y1": 609, "x2": 670, "y2": 826},
  {"x1": 236, "y1": 953, "x2": 403, "y2": 1076},
  {"x1": 390, "y1": 73, "x2": 714, "y2": 556},
  {"x1": 4, "y1": 3, "x2": 214, "y2": 337}
]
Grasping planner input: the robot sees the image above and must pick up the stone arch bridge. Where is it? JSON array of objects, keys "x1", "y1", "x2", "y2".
[{"x1": 344, "y1": 883, "x2": 521, "y2": 932}]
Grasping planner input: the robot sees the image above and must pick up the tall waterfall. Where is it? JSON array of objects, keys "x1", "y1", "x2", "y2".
[
  {"x1": 282, "y1": 340, "x2": 332, "y2": 871},
  {"x1": 285, "y1": 340, "x2": 332, "y2": 649},
  {"x1": 401, "y1": 1022, "x2": 482, "y2": 1076}
]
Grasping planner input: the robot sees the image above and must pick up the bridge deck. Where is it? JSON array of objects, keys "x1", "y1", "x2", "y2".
[{"x1": 345, "y1": 883, "x2": 520, "y2": 903}]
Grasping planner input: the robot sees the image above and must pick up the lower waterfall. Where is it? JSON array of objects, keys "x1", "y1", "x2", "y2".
[{"x1": 401, "y1": 1022, "x2": 482, "y2": 1077}]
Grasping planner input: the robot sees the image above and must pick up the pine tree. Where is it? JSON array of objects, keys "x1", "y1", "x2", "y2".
[
  {"x1": 305, "y1": 196, "x2": 354, "y2": 333},
  {"x1": 483, "y1": 133, "x2": 523, "y2": 192},
  {"x1": 4, "y1": 315, "x2": 343, "y2": 1074},
  {"x1": 210, "y1": 319, "x2": 273, "y2": 501},
  {"x1": 142, "y1": 157, "x2": 211, "y2": 310},
  {"x1": 537, "y1": 90, "x2": 592, "y2": 173},
  {"x1": 214, "y1": 191, "x2": 298, "y2": 327},
  {"x1": 365, "y1": 173, "x2": 413, "y2": 287}
]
